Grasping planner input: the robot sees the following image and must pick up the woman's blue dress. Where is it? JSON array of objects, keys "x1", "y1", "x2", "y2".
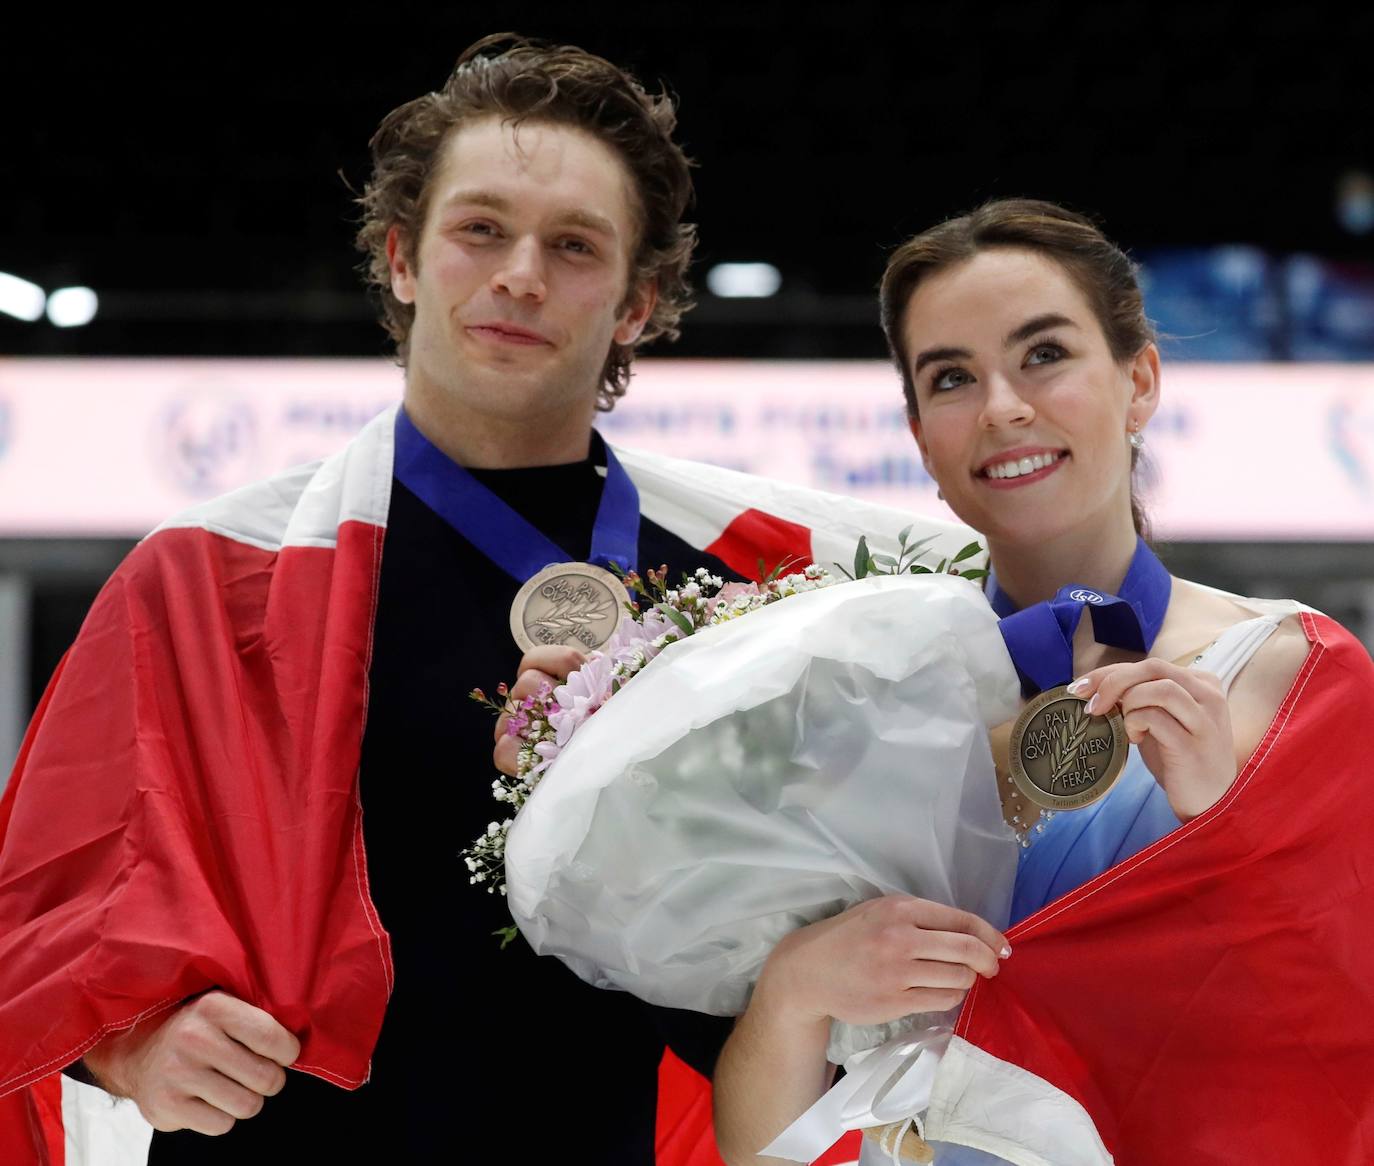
[{"x1": 1009, "y1": 747, "x2": 1179, "y2": 927}]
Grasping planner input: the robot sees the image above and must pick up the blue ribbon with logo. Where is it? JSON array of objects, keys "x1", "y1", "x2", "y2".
[
  {"x1": 990, "y1": 537, "x2": 1172, "y2": 696},
  {"x1": 392, "y1": 408, "x2": 640, "y2": 581}
]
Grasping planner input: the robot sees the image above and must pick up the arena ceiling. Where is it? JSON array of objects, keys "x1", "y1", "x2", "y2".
[{"x1": 5, "y1": 1, "x2": 1370, "y2": 359}]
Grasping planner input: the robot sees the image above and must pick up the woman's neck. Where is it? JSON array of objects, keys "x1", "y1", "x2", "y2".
[{"x1": 987, "y1": 520, "x2": 1140, "y2": 610}]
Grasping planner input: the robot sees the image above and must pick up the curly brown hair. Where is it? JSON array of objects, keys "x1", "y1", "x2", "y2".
[{"x1": 355, "y1": 33, "x2": 697, "y2": 411}]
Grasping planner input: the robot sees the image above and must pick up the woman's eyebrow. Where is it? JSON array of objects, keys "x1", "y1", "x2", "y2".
[
  {"x1": 913, "y1": 345, "x2": 972, "y2": 375},
  {"x1": 1004, "y1": 313, "x2": 1077, "y2": 347}
]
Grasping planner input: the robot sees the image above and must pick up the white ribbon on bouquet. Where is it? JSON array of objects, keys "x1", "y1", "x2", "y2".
[{"x1": 763, "y1": 1026, "x2": 950, "y2": 1161}]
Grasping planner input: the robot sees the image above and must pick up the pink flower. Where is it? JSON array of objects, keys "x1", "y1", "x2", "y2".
[
  {"x1": 705, "y1": 580, "x2": 761, "y2": 619},
  {"x1": 550, "y1": 650, "x2": 617, "y2": 746},
  {"x1": 528, "y1": 739, "x2": 562, "y2": 776},
  {"x1": 603, "y1": 613, "x2": 654, "y2": 656}
]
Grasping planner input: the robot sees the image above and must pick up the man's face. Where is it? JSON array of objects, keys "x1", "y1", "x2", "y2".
[{"x1": 388, "y1": 116, "x2": 654, "y2": 430}]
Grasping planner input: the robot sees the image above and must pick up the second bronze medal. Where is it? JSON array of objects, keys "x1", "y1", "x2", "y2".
[{"x1": 1008, "y1": 686, "x2": 1128, "y2": 812}]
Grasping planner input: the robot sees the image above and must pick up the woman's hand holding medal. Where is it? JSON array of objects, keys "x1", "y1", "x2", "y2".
[{"x1": 1068, "y1": 659, "x2": 1236, "y2": 822}]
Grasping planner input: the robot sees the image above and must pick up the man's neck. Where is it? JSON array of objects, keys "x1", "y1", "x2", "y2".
[{"x1": 402, "y1": 385, "x2": 598, "y2": 470}]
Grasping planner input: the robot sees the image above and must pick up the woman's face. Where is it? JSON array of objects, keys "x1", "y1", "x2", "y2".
[{"x1": 901, "y1": 247, "x2": 1158, "y2": 549}]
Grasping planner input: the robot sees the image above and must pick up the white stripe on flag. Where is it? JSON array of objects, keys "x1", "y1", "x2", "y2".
[
  {"x1": 923, "y1": 1036, "x2": 1113, "y2": 1166},
  {"x1": 62, "y1": 1077, "x2": 154, "y2": 1166}
]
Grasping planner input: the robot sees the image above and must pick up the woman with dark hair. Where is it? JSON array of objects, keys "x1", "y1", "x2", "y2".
[{"x1": 713, "y1": 200, "x2": 1373, "y2": 1164}]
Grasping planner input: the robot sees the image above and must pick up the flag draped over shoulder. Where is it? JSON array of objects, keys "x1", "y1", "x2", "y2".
[
  {"x1": 0, "y1": 406, "x2": 959, "y2": 1165},
  {"x1": 928, "y1": 611, "x2": 1374, "y2": 1166}
]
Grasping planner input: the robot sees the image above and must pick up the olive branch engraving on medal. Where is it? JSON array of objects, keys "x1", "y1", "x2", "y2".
[
  {"x1": 1009, "y1": 687, "x2": 1126, "y2": 813},
  {"x1": 1047, "y1": 704, "x2": 1092, "y2": 791},
  {"x1": 511, "y1": 563, "x2": 634, "y2": 654},
  {"x1": 530, "y1": 594, "x2": 615, "y2": 637}
]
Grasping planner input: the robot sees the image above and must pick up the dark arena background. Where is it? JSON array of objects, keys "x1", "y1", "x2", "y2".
[{"x1": 1, "y1": 1, "x2": 1372, "y2": 774}]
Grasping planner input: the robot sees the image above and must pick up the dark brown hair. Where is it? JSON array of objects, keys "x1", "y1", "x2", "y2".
[
  {"x1": 879, "y1": 198, "x2": 1155, "y2": 534},
  {"x1": 356, "y1": 33, "x2": 696, "y2": 410}
]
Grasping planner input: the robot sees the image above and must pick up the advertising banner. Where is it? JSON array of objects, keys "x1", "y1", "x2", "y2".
[{"x1": 0, "y1": 358, "x2": 1370, "y2": 541}]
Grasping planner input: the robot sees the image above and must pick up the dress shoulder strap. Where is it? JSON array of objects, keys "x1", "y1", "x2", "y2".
[{"x1": 1191, "y1": 600, "x2": 1303, "y2": 694}]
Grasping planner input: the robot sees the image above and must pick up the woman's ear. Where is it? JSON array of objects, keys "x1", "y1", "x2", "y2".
[
  {"x1": 1127, "y1": 343, "x2": 1161, "y2": 427},
  {"x1": 907, "y1": 413, "x2": 930, "y2": 467}
]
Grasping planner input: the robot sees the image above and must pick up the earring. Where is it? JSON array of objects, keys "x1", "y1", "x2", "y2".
[
  {"x1": 937, "y1": 487, "x2": 945, "y2": 501},
  {"x1": 1128, "y1": 420, "x2": 1145, "y2": 451}
]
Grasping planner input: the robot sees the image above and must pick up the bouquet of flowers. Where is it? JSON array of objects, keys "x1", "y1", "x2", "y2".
[
  {"x1": 461, "y1": 533, "x2": 1024, "y2": 1159},
  {"x1": 464, "y1": 531, "x2": 1019, "y2": 1029},
  {"x1": 464, "y1": 561, "x2": 841, "y2": 896}
]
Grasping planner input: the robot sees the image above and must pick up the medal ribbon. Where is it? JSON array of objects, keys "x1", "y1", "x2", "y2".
[
  {"x1": 991, "y1": 536, "x2": 1172, "y2": 696},
  {"x1": 392, "y1": 407, "x2": 640, "y2": 580}
]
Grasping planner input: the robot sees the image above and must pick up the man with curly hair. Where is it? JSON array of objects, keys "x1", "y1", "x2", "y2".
[{"x1": 5, "y1": 34, "x2": 740, "y2": 1164}]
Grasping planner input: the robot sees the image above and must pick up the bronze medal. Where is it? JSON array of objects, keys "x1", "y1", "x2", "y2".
[
  {"x1": 510, "y1": 562, "x2": 633, "y2": 654},
  {"x1": 1007, "y1": 685, "x2": 1128, "y2": 812}
]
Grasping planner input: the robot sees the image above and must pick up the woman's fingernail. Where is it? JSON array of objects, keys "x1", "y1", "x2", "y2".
[
  {"x1": 1066, "y1": 677, "x2": 1089, "y2": 694},
  {"x1": 1085, "y1": 694, "x2": 1099, "y2": 715},
  {"x1": 999, "y1": 944, "x2": 1012, "y2": 959}
]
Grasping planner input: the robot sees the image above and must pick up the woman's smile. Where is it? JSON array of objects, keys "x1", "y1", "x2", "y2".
[{"x1": 976, "y1": 446, "x2": 1070, "y2": 488}]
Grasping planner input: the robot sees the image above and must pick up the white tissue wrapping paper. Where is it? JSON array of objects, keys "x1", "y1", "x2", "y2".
[{"x1": 504, "y1": 573, "x2": 1023, "y2": 1046}]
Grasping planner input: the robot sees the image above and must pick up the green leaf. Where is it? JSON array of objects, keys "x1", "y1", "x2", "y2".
[
  {"x1": 832, "y1": 562, "x2": 855, "y2": 581},
  {"x1": 935, "y1": 558, "x2": 949, "y2": 573},
  {"x1": 952, "y1": 540, "x2": 984, "y2": 564},
  {"x1": 959, "y1": 568, "x2": 990, "y2": 582},
  {"x1": 853, "y1": 535, "x2": 871, "y2": 580},
  {"x1": 871, "y1": 553, "x2": 898, "y2": 569},
  {"x1": 898, "y1": 534, "x2": 939, "y2": 570},
  {"x1": 909, "y1": 564, "x2": 932, "y2": 574},
  {"x1": 493, "y1": 924, "x2": 520, "y2": 950},
  {"x1": 656, "y1": 602, "x2": 696, "y2": 638},
  {"x1": 897, "y1": 523, "x2": 913, "y2": 546},
  {"x1": 765, "y1": 555, "x2": 805, "y2": 583}
]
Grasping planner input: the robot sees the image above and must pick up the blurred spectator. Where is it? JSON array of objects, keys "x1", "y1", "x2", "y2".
[
  {"x1": 1137, "y1": 246, "x2": 1278, "y2": 360},
  {"x1": 1285, "y1": 255, "x2": 1374, "y2": 360}
]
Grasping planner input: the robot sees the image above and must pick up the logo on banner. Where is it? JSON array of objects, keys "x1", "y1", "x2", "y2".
[
  {"x1": 1069, "y1": 589, "x2": 1106, "y2": 605},
  {"x1": 1328, "y1": 397, "x2": 1372, "y2": 500},
  {"x1": 158, "y1": 392, "x2": 260, "y2": 497}
]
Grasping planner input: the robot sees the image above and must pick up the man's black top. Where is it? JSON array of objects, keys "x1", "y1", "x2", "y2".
[{"x1": 150, "y1": 448, "x2": 736, "y2": 1162}]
